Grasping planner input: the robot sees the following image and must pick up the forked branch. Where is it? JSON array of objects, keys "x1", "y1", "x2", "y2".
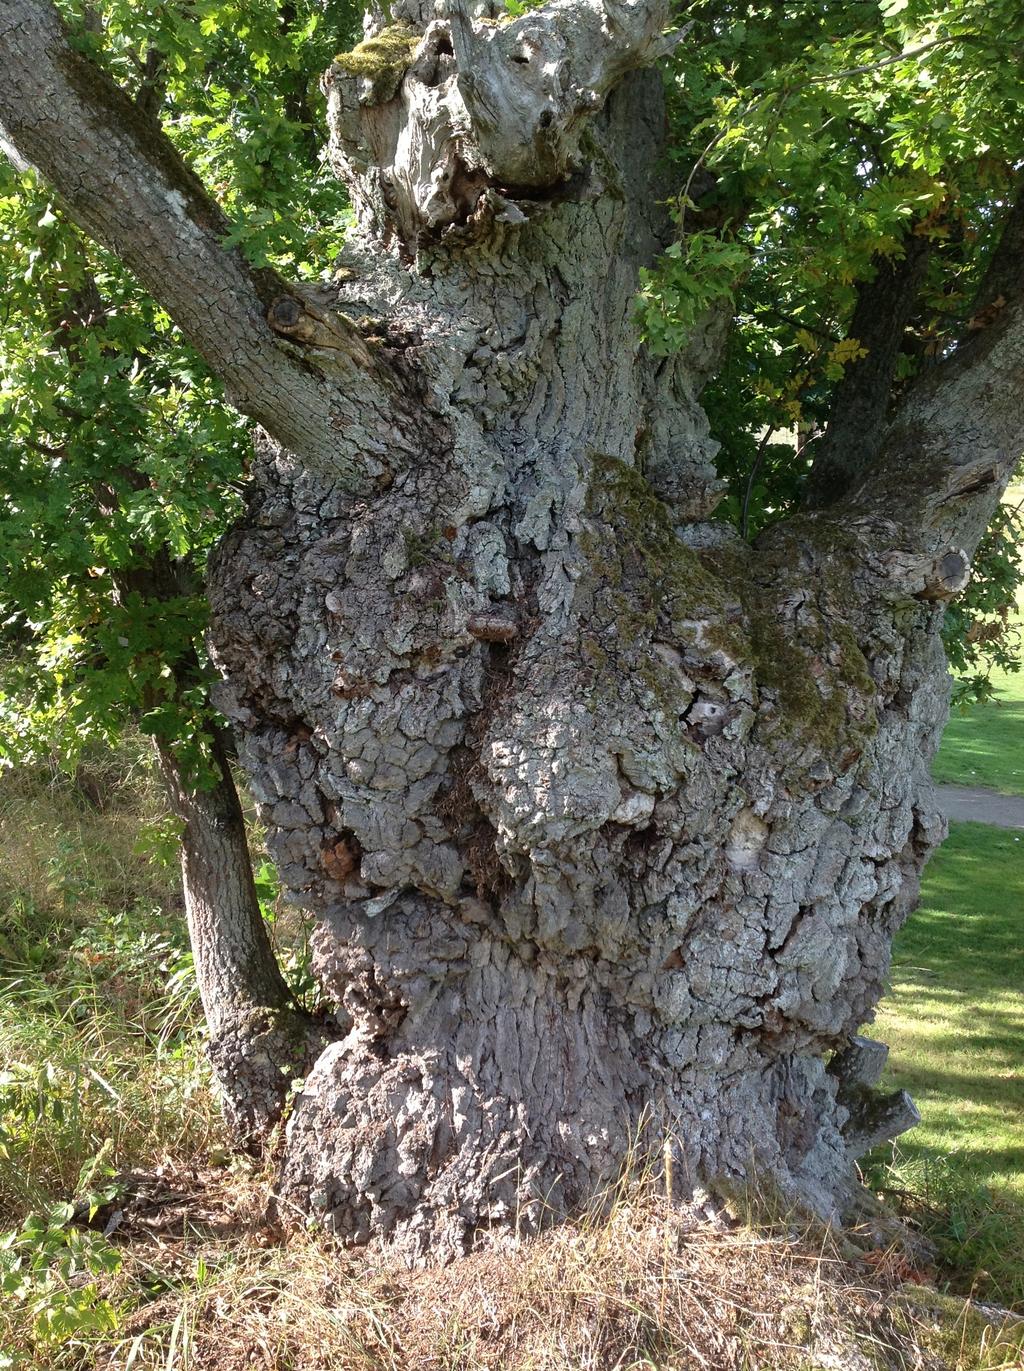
[{"x1": 807, "y1": 188, "x2": 1024, "y2": 579}]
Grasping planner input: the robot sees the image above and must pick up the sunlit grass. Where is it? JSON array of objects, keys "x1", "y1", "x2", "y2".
[
  {"x1": 934, "y1": 523, "x2": 1024, "y2": 795},
  {"x1": 873, "y1": 821, "x2": 1024, "y2": 1306},
  {"x1": 0, "y1": 757, "x2": 216, "y2": 1220},
  {"x1": 933, "y1": 685, "x2": 1024, "y2": 795}
]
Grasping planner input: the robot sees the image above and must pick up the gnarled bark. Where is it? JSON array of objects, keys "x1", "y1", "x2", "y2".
[
  {"x1": 205, "y1": 5, "x2": 1023, "y2": 1259},
  {"x1": 4, "y1": 0, "x2": 1024, "y2": 1265}
]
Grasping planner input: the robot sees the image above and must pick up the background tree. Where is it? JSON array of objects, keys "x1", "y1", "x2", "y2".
[{"x1": 1, "y1": 0, "x2": 1022, "y2": 1264}]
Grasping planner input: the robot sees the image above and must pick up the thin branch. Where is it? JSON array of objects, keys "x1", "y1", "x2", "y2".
[
  {"x1": 741, "y1": 427, "x2": 776, "y2": 540},
  {"x1": 677, "y1": 95, "x2": 761, "y2": 240},
  {"x1": 801, "y1": 35, "x2": 966, "y2": 86}
]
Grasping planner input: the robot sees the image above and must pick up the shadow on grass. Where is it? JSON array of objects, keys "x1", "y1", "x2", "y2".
[
  {"x1": 934, "y1": 698, "x2": 1024, "y2": 794},
  {"x1": 890, "y1": 826, "x2": 1024, "y2": 970}
]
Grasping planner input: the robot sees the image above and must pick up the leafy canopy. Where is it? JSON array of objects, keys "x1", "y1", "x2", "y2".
[
  {"x1": 0, "y1": 0, "x2": 361, "y2": 776},
  {"x1": 641, "y1": 0, "x2": 1024, "y2": 695}
]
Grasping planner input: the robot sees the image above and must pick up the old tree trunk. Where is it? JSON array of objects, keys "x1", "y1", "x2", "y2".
[{"x1": 3, "y1": 0, "x2": 1024, "y2": 1263}]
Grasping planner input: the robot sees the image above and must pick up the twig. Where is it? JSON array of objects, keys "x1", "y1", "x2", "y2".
[
  {"x1": 801, "y1": 34, "x2": 968, "y2": 85},
  {"x1": 741, "y1": 427, "x2": 776, "y2": 540}
]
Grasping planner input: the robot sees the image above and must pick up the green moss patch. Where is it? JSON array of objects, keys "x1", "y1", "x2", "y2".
[
  {"x1": 582, "y1": 453, "x2": 745, "y2": 657},
  {"x1": 743, "y1": 594, "x2": 877, "y2": 757},
  {"x1": 333, "y1": 24, "x2": 420, "y2": 101}
]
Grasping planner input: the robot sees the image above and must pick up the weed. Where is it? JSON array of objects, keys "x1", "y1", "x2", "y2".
[{"x1": 0, "y1": 1149, "x2": 124, "y2": 1367}]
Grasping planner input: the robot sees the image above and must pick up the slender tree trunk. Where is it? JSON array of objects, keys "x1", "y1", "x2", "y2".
[
  {"x1": 4, "y1": 0, "x2": 1024, "y2": 1266},
  {"x1": 113, "y1": 557, "x2": 326, "y2": 1147},
  {"x1": 155, "y1": 728, "x2": 325, "y2": 1146},
  {"x1": 24, "y1": 232, "x2": 325, "y2": 1147}
]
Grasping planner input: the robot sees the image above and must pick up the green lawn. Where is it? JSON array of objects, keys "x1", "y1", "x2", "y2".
[
  {"x1": 873, "y1": 510, "x2": 1024, "y2": 1305},
  {"x1": 873, "y1": 821, "x2": 1024, "y2": 1306},
  {"x1": 933, "y1": 497, "x2": 1024, "y2": 795},
  {"x1": 933, "y1": 657, "x2": 1024, "y2": 795}
]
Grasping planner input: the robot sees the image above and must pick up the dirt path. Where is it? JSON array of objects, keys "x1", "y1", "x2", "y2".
[{"x1": 936, "y1": 784, "x2": 1024, "y2": 830}]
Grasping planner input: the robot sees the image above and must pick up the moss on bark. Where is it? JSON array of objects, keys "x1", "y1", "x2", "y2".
[{"x1": 332, "y1": 25, "x2": 420, "y2": 102}]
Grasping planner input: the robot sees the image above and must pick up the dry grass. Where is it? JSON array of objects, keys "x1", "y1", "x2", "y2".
[
  {"x1": 0, "y1": 749, "x2": 216, "y2": 1221},
  {"x1": 3, "y1": 752, "x2": 1024, "y2": 1371},
  {"x1": 23, "y1": 1168, "x2": 1010, "y2": 1371}
]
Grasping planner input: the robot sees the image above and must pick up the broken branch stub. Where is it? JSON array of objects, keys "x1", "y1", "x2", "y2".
[
  {"x1": 323, "y1": 0, "x2": 679, "y2": 247},
  {"x1": 830, "y1": 1036, "x2": 920, "y2": 1161},
  {"x1": 877, "y1": 546, "x2": 971, "y2": 605}
]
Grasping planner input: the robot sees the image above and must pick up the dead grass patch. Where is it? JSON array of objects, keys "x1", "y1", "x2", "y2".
[{"x1": 56, "y1": 1168, "x2": 1024, "y2": 1371}]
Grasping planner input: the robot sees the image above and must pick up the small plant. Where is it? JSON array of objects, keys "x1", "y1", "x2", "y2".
[
  {"x1": 255, "y1": 859, "x2": 321, "y2": 1011},
  {"x1": 0, "y1": 1149, "x2": 123, "y2": 1365},
  {"x1": 637, "y1": 232, "x2": 750, "y2": 355}
]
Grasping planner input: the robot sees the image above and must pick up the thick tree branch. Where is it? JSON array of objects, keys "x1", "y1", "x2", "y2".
[
  {"x1": 804, "y1": 230, "x2": 931, "y2": 508},
  {"x1": 758, "y1": 191, "x2": 1024, "y2": 613},
  {"x1": 828, "y1": 189, "x2": 1024, "y2": 571},
  {"x1": 0, "y1": 0, "x2": 374, "y2": 470}
]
